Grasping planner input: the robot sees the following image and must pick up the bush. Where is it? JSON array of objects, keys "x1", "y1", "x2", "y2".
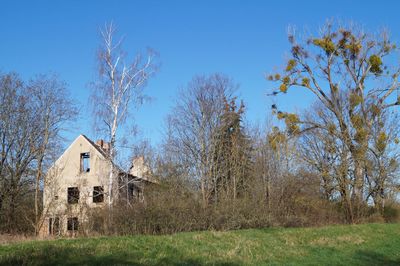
[
  {"x1": 85, "y1": 182, "x2": 344, "y2": 236},
  {"x1": 383, "y1": 204, "x2": 400, "y2": 223},
  {"x1": 364, "y1": 213, "x2": 385, "y2": 224}
]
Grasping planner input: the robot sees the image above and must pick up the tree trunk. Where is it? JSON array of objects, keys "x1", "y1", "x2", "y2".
[
  {"x1": 352, "y1": 162, "x2": 364, "y2": 219},
  {"x1": 34, "y1": 155, "x2": 43, "y2": 235}
]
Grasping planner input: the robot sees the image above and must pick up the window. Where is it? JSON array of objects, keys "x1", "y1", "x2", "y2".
[
  {"x1": 49, "y1": 217, "x2": 60, "y2": 235},
  {"x1": 128, "y1": 183, "x2": 143, "y2": 202},
  {"x1": 67, "y1": 217, "x2": 79, "y2": 231},
  {"x1": 80, "y1": 152, "x2": 90, "y2": 173},
  {"x1": 54, "y1": 195, "x2": 59, "y2": 200},
  {"x1": 93, "y1": 186, "x2": 104, "y2": 203},
  {"x1": 67, "y1": 187, "x2": 79, "y2": 204},
  {"x1": 128, "y1": 183, "x2": 135, "y2": 201}
]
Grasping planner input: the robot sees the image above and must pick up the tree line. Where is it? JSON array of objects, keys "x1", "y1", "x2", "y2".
[
  {"x1": 0, "y1": 21, "x2": 399, "y2": 236},
  {"x1": 0, "y1": 73, "x2": 77, "y2": 233}
]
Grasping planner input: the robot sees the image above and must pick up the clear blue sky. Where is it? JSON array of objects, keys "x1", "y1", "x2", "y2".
[{"x1": 2, "y1": 0, "x2": 400, "y2": 148}]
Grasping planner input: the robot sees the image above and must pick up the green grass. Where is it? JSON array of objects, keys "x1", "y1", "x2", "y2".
[{"x1": 0, "y1": 223, "x2": 399, "y2": 265}]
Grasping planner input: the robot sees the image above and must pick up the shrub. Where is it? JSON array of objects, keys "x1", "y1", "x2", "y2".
[{"x1": 383, "y1": 203, "x2": 400, "y2": 223}]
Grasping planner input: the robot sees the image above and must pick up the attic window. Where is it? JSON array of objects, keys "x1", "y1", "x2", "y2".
[
  {"x1": 93, "y1": 186, "x2": 104, "y2": 203},
  {"x1": 80, "y1": 152, "x2": 90, "y2": 173}
]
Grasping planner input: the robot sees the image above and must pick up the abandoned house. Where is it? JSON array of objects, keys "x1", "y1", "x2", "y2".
[{"x1": 39, "y1": 134, "x2": 154, "y2": 236}]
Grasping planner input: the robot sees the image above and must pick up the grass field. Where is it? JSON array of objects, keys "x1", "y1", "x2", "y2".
[{"x1": 0, "y1": 223, "x2": 399, "y2": 265}]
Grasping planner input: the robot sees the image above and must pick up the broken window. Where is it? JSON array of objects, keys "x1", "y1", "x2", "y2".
[
  {"x1": 67, "y1": 217, "x2": 79, "y2": 231},
  {"x1": 128, "y1": 183, "x2": 143, "y2": 202},
  {"x1": 128, "y1": 183, "x2": 135, "y2": 201},
  {"x1": 67, "y1": 187, "x2": 79, "y2": 204},
  {"x1": 80, "y1": 152, "x2": 90, "y2": 173},
  {"x1": 48, "y1": 217, "x2": 60, "y2": 235},
  {"x1": 93, "y1": 186, "x2": 104, "y2": 203}
]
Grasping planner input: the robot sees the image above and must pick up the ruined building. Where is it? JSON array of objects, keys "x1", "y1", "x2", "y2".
[{"x1": 39, "y1": 135, "x2": 154, "y2": 236}]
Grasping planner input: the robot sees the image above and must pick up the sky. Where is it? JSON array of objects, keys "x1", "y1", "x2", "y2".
[{"x1": 1, "y1": 0, "x2": 400, "y2": 150}]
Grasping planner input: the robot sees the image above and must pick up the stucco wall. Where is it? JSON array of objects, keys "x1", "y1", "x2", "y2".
[{"x1": 41, "y1": 135, "x2": 112, "y2": 236}]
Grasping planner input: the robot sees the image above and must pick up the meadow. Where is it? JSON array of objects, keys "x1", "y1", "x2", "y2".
[{"x1": 0, "y1": 223, "x2": 399, "y2": 265}]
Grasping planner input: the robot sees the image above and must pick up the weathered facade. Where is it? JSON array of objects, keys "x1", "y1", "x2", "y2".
[{"x1": 40, "y1": 135, "x2": 152, "y2": 236}]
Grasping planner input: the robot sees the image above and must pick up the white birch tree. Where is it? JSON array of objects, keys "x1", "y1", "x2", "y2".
[{"x1": 90, "y1": 22, "x2": 157, "y2": 212}]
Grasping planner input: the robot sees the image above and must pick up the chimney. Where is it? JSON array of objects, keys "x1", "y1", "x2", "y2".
[
  {"x1": 130, "y1": 156, "x2": 149, "y2": 179},
  {"x1": 96, "y1": 139, "x2": 104, "y2": 147},
  {"x1": 96, "y1": 139, "x2": 109, "y2": 153}
]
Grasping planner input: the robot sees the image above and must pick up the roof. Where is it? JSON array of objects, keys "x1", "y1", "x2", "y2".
[
  {"x1": 118, "y1": 171, "x2": 158, "y2": 184},
  {"x1": 82, "y1": 135, "x2": 157, "y2": 183},
  {"x1": 81, "y1": 134, "x2": 109, "y2": 159},
  {"x1": 50, "y1": 134, "x2": 157, "y2": 184}
]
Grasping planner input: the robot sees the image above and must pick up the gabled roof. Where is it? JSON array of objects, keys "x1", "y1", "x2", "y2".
[
  {"x1": 81, "y1": 134, "x2": 109, "y2": 159},
  {"x1": 50, "y1": 134, "x2": 157, "y2": 183},
  {"x1": 80, "y1": 135, "x2": 125, "y2": 173},
  {"x1": 48, "y1": 134, "x2": 108, "y2": 173}
]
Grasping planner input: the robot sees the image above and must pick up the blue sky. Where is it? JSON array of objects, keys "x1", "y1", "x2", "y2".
[{"x1": 1, "y1": 0, "x2": 400, "y2": 148}]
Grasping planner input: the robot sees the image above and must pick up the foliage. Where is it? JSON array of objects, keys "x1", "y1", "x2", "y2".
[
  {"x1": 268, "y1": 22, "x2": 400, "y2": 223},
  {"x1": 210, "y1": 97, "x2": 253, "y2": 200}
]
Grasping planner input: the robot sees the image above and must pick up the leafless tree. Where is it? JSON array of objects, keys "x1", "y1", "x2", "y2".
[
  {"x1": 165, "y1": 74, "x2": 236, "y2": 207},
  {"x1": 0, "y1": 73, "x2": 76, "y2": 234},
  {"x1": 0, "y1": 73, "x2": 33, "y2": 233},
  {"x1": 28, "y1": 74, "x2": 77, "y2": 235},
  {"x1": 90, "y1": 22, "x2": 158, "y2": 211},
  {"x1": 252, "y1": 124, "x2": 279, "y2": 213}
]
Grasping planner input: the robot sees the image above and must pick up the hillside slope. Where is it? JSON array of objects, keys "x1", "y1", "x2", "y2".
[{"x1": 0, "y1": 223, "x2": 399, "y2": 265}]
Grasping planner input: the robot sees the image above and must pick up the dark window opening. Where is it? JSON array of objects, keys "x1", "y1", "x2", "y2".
[
  {"x1": 54, "y1": 195, "x2": 59, "y2": 200},
  {"x1": 67, "y1": 217, "x2": 79, "y2": 231},
  {"x1": 128, "y1": 183, "x2": 135, "y2": 201},
  {"x1": 49, "y1": 217, "x2": 60, "y2": 235},
  {"x1": 67, "y1": 187, "x2": 79, "y2": 204},
  {"x1": 93, "y1": 186, "x2": 104, "y2": 203},
  {"x1": 128, "y1": 183, "x2": 143, "y2": 202},
  {"x1": 80, "y1": 152, "x2": 90, "y2": 173}
]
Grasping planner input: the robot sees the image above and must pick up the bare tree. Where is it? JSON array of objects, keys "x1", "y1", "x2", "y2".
[
  {"x1": 90, "y1": 22, "x2": 157, "y2": 211},
  {"x1": 0, "y1": 73, "x2": 34, "y2": 233},
  {"x1": 252, "y1": 124, "x2": 279, "y2": 213},
  {"x1": 0, "y1": 72, "x2": 77, "y2": 234},
  {"x1": 28, "y1": 74, "x2": 77, "y2": 235},
  {"x1": 165, "y1": 74, "x2": 236, "y2": 207}
]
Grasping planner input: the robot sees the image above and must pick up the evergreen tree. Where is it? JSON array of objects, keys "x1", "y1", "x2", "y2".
[{"x1": 211, "y1": 97, "x2": 253, "y2": 201}]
